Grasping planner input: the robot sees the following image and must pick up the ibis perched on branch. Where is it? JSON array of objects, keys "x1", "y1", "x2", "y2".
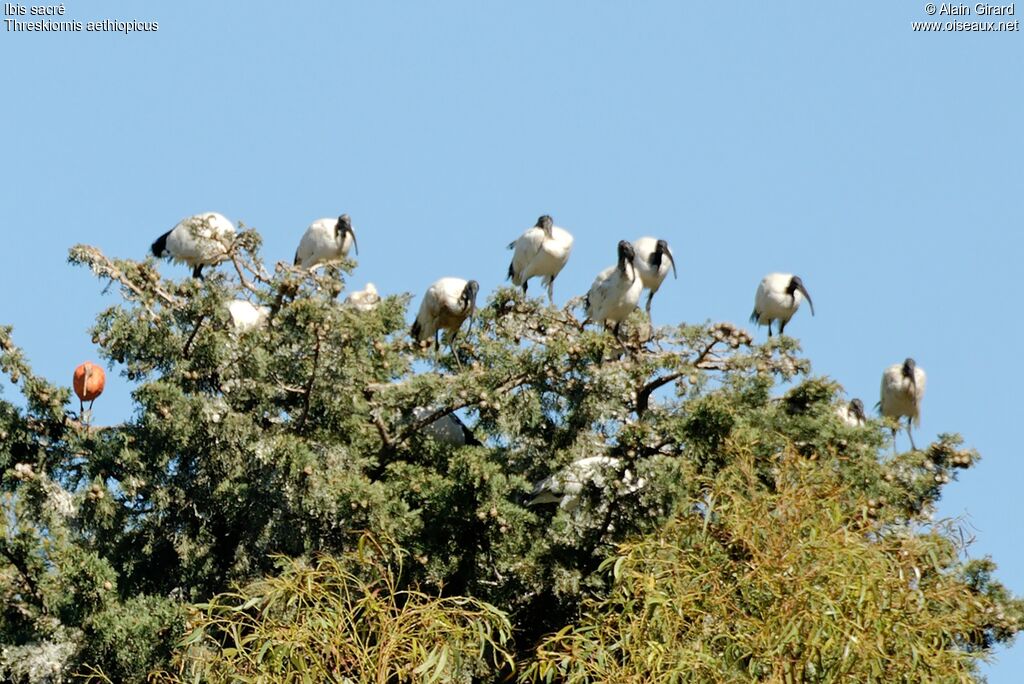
[
  {"x1": 228, "y1": 299, "x2": 269, "y2": 333},
  {"x1": 411, "y1": 277, "x2": 479, "y2": 356},
  {"x1": 529, "y1": 455, "x2": 644, "y2": 513},
  {"x1": 750, "y1": 273, "x2": 814, "y2": 337},
  {"x1": 507, "y1": 215, "x2": 574, "y2": 303},
  {"x1": 584, "y1": 240, "x2": 643, "y2": 341},
  {"x1": 294, "y1": 215, "x2": 358, "y2": 268},
  {"x1": 151, "y1": 212, "x2": 235, "y2": 279},
  {"x1": 345, "y1": 283, "x2": 380, "y2": 311},
  {"x1": 73, "y1": 361, "x2": 105, "y2": 417},
  {"x1": 631, "y1": 237, "x2": 677, "y2": 315},
  {"x1": 412, "y1": 407, "x2": 481, "y2": 447},
  {"x1": 879, "y1": 358, "x2": 926, "y2": 450},
  {"x1": 836, "y1": 398, "x2": 866, "y2": 427}
]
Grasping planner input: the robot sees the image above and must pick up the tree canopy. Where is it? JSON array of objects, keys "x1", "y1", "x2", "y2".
[{"x1": 0, "y1": 229, "x2": 1019, "y2": 682}]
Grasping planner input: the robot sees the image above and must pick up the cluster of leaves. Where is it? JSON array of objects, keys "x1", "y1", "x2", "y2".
[
  {"x1": 114, "y1": 535, "x2": 511, "y2": 684},
  {"x1": 524, "y1": 450, "x2": 1016, "y2": 682},
  {"x1": 0, "y1": 231, "x2": 1019, "y2": 682}
]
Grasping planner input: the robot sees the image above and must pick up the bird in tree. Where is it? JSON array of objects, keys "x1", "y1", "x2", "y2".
[
  {"x1": 294, "y1": 215, "x2": 358, "y2": 269},
  {"x1": 631, "y1": 237, "x2": 677, "y2": 315},
  {"x1": 507, "y1": 214, "x2": 574, "y2": 303},
  {"x1": 750, "y1": 273, "x2": 814, "y2": 337},
  {"x1": 411, "y1": 277, "x2": 479, "y2": 361},
  {"x1": 72, "y1": 361, "x2": 105, "y2": 417},
  {"x1": 150, "y1": 212, "x2": 236, "y2": 279},
  {"x1": 584, "y1": 240, "x2": 643, "y2": 343},
  {"x1": 879, "y1": 357, "x2": 926, "y2": 451}
]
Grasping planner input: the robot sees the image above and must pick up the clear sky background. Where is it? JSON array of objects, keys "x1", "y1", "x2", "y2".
[{"x1": 2, "y1": 1, "x2": 1021, "y2": 678}]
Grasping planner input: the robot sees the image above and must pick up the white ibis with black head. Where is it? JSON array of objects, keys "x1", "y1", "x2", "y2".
[
  {"x1": 411, "y1": 277, "x2": 479, "y2": 356},
  {"x1": 584, "y1": 240, "x2": 643, "y2": 341},
  {"x1": 632, "y1": 237, "x2": 677, "y2": 315},
  {"x1": 294, "y1": 215, "x2": 358, "y2": 268},
  {"x1": 836, "y1": 398, "x2": 866, "y2": 427},
  {"x1": 879, "y1": 358, "x2": 927, "y2": 450},
  {"x1": 750, "y1": 273, "x2": 814, "y2": 337},
  {"x1": 507, "y1": 214, "x2": 574, "y2": 303},
  {"x1": 150, "y1": 212, "x2": 236, "y2": 279}
]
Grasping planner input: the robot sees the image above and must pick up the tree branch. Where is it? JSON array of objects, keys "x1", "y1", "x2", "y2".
[
  {"x1": 0, "y1": 544, "x2": 47, "y2": 614},
  {"x1": 69, "y1": 245, "x2": 179, "y2": 312},
  {"x1": 296, "y1": 329, "x2": 324, "y2": 434},
  {"x1": 635, "y1": 371, "x2": 686, "y2": 417}
]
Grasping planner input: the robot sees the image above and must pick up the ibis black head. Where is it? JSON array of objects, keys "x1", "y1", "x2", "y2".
[
  {"x1": 849, "y1": 398, "x2": 866, "y2": 422},
  {"x1": 655, "y1": 239, "x2": 677, "y2": 279},
  {"x1": 902, "y1": 358, "x2": 917, "y2": 383},
  {"x1": 536, "y1": 215, "x2": 554, "y2": 235},
  {"x1": 336, "y1": 214, "x2": 358, "y2": 255},
  {"x1": 617, "y1": 240, "x2": 636, "y2": 276},
  {"x1": 461, "y1": 280, "x2": 480, "y2": 312},
  {"x1": 151, "y1": 229, "x2": 170, "y2": 258},
  {"x1": 787, "y1": 275, "x2": 814, "y2": 316}
]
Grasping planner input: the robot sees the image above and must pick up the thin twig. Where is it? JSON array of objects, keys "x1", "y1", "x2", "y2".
[
  {"x1": 296, "y1": 329, "x2": 324, "y2": 434},
  {"x1": 182, "y1": 314, "x2": 207, "y2": 359},
  {"x1": 392, "y1": 372, "x2": 529, "y2": 445},
  {"x1": 71, "y1": 245, "x2": 179, "y2": 310},
  {"x1": 230, "y1": 253, "x2": 261, "y2": 296}
]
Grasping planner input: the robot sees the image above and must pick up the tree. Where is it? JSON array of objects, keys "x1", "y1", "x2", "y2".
[{"x1": 0, "y1": 228, "x2": 1019, "y2": 682}]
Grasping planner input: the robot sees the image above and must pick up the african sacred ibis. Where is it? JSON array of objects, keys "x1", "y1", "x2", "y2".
[
  {"x1": 228, "y1": 299, "x2": 270, "y2": 333},
  {"x1": 836, "y1": 398, "x2": 866, "y2": 427},
  {"x1": 411, "y1": 277, "x2": 479, "y2": 353},
  {"x1": 879, "y1": 358, "x2": 926, "y2": 450},
  {"x1": 294, "y1": 215, "x2": 358, "y2": 268},
  {"x1": 529, "y1": 455, "x2": 644, "y2": 513},
  {"x1": 584, "y1": 241, "x2": 643, "y2": 340},
  {"x1": 507, "y1": 215, "x2": 574, "y2": 303},
  {"x1": 750, "y1": 273, "x2": 814, "y2": 337},
  {"x1": 151, "y1": 212, "x2": 235, "y2": 279},
  {"x1": 345, "y1": 283, "x2": 380, "y2": 311},
  {"x1": 412, "y1": 407, "x2": 481, "y2": 447},
  {"x1": 632, "y1": 237, "x2": 677, "y2": 314}
]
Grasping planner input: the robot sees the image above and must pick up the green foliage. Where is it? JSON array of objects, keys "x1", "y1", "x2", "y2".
[
  {"x1": 0, "y1": 233, "x2": 1017, "y2": 682},
  {"x1": 146, "y1": 535, "x2": 512, "y2": 683},
  {"x1": 523, "y1": 450, "x2": 1020, "y2": 682}
]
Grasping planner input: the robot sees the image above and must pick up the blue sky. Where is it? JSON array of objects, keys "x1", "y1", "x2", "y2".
[{"x1": 2, "y1": 1, "x2": 1022, "y2": 677}]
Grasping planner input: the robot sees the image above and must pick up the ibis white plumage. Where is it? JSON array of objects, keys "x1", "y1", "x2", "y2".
[
  {"x1": 631, "y1": 237, "x2": 677, "y2": 314},
  {"x1": 879, "y1": 358, "x2": 926, "y2": 450},
  {"x1": 294, "y1": 215, "x2": 358, "y2": 269},
  {"x1": 529, "y1": 455, "x2": 644, "y2": 512},
  {"x1": 507, "y1": 215, "x2": 574, "y2": 303},
  {"x1": 750, "y1": 273, "x2": 814, "y2": 337},
  {"x1": 345, "y1": 283, "x2": 380, "y2": 311},
  {"x1": 836, "y1": 398, "x2": 866, "y2": 427},
  {"x1": 151, "y1": 212, "x2": 236, "y2": 279},
  {"x1": 227, "y1": 299, "x2": 269, "y2": 333},
  {"x1": 584, "y1": 240, "x2": 643, "y2": 340},
  {"x1": 411, "y1": 277, "x2": 479, "y2": 353}
]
